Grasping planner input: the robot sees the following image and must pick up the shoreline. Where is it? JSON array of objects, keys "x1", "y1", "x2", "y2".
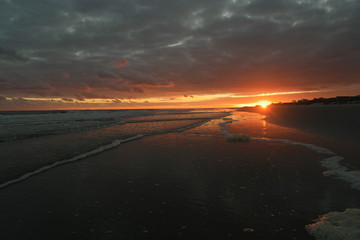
[
  {"x1": 0, "y1": 113, "x2": 229, "y2": 189},
  {"x1": 0, "y1": 111, "x2": 359, "y2": 239},
  {"x1": 240, "y1": 104, "x2": 360, "y2": 144}
]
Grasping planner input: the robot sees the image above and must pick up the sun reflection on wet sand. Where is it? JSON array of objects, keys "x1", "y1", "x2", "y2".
[{"x1": 261, "y1": 119, "x2": 267, "y2": 137}]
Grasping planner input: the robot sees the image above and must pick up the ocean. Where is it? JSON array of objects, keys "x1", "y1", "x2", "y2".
[
  {"x1": 0, "y1": 109, "x2": 229, "y2": 185},
  {"x1": 0, "y1": 109, "x2": 359, "y2": 239}
]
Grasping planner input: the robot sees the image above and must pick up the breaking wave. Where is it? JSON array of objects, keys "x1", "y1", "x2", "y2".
[{"x1": 0, "y1": 114, "x2": 228, "y2": 189}]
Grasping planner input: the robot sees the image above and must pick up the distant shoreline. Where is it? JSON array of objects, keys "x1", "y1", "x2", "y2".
[{"x1": 240, "y1": 104, "x2": 360, "y2": 144}]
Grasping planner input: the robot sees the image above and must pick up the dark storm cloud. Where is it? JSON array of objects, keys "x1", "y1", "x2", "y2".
[
  {"x1": 96, "y1": 70, "x2": 119, "y2": 79},
  {"x1": 116, "y1": 69, "x2": 173, "y2": 87},
  {"x1": 245, "y1": 0, "x2": 296, "y2": 15},
  {"x1": 0, "y1": 0, "x2": 359, "y2": 101},
  {"x1": 0, "y1": 75, "x2": 53, "y2": 92},
  {"x1": 0, "y1": 47, "x2": 28, "y2": 62}
]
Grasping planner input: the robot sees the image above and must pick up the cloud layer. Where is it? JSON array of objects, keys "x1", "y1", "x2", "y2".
[{"x1": 0, "y1": 0, "x2": 359, "y2": 108}]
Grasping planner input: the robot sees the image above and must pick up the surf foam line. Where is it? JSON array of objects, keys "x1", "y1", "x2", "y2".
[
  {"x1": 219, "y1": 118, "x2": 360, "y2": 191},
  {"x1": 0, "y1": 113, "x2": 230, "y2": 190},
  {"x1": 125, "y1": 117, "x2": 211, "y2": 123},
  {"x1": 305, "y1": 208, "x2": 360, "y2": 240},
  {"x1": 0, "y1": 121, "x2": 127, "y2": 142},
  {"x1": 0, "y1": 134, "x2": 143, "y2": 189},
  {"x1": 141, "y1": 114, "x2": 230, "y2": 137},
  {"x1": 220, "y1": 117, "x2": 360, "y2": 240},
  {"x1": 219, "y1": 120, "x2": 250, "y2": 142}
]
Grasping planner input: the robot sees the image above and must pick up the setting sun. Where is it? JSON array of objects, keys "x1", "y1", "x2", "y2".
[
  {"x1": 1, "y1": 0, "x2": 360, "y2": 239},
  {"x1": 255, "y1": 101, "x2": 272, "y2": 108}
]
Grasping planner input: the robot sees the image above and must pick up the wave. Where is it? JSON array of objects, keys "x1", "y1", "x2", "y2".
[
  {"x1": 0, "y1": 113, "x2": 229, "y2": 189},
  {"x1": 0, "y1": 117, "x2": 212, "y2": 142},
  {"x1": 0, "y1": 134, "x2": 143, "y2": 189},
  {"x1": 322, "y1": 156, "x2": 360, "y2": 191},
  {"x1": 219, "y1": 120, "x2": 250, "y2": 142},
  {"x1": 0, "y1": 110, "x2": 69, "y2": 116},
  {"x1": 0, "y1": 117, "x2": 117, "y2": 127},
  {"x1": 0, "y1": 111, "x2": 228, "y2": 142},
  {"x1": 126, "y1": 117, "x2": 211, "y2": 123},
  {"x1": 0, "y1": 121, "x2": 126, "y2": 142}
]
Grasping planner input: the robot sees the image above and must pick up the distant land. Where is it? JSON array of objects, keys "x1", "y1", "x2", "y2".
[
  {"x1": 239, "y1": 94, "x2": 360, "y2": 144},
  {"x1": 273, "y1": 95, "x2": 360, "y2": 106}
]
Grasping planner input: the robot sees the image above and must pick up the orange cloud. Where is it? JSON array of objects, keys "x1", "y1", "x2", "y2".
[{"x1": 111, "y1": 58, "x2": 128, "y2": 67}]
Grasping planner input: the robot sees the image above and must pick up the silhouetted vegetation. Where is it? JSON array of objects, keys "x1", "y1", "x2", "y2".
[{"x1": 273, "y1": 95, "x2": 360, "y2": 106}]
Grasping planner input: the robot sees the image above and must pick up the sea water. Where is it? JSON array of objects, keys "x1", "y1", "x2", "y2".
[
  {"x1": 1, "y1": 109, "x2": 359, "y2": 240},
  {"x1": 0, "y1": 109, "x2": 229, "y2": 186}
]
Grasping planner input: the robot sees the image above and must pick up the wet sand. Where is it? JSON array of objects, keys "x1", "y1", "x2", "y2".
[
  {"x1": 0, "y1": 112, "x2": 359, "y2": 239},
  {"x1": 260, "y1": 104, "x2": 360, "y2": 144}
]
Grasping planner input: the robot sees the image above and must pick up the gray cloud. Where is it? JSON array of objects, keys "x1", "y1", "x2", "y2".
[
  {"x1": 116, "y1": 69, "x2": 173, "y2": 87},
  {"x1": 97, "y1": 70, "x2": 119, "y2": 79},
  {"x1": 0, "y1": 0, "x2": 359, "y2": 102},
  {"x1": 0, "y1": 47, "x2": 28, "y2": 62}
]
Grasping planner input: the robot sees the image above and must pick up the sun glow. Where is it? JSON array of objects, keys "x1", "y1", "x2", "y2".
[
  {"x1": 252, "y1": 100, "x2": 272, "y2": 109},
  {"x1": 258, "y1": 101, "x2": 272, "y2": 108},
  {"x1": 261, "y1": 103, "x2": 269, "y2": 108},
  {"x1": 235, "y1": 100, "x2": 272, "y2": 108}
]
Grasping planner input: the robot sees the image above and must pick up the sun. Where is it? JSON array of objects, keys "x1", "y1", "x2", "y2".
[
  {"x1": 257, "y1": 100, "x2": 272, "y2": 109},
  {"x1": 261, "y1": 103, "x2": 268, "y2": 108},
  {"x1": 234, "y1": 100, "x2": 272, "y2": 108}
]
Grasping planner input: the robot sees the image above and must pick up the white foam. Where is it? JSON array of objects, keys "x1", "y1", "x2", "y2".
[
  {"x1": 219, "y1": 118, "x2": 360, "y2": 191},
  {"x1": 173, "y1": 119, "x2": 212, "y2": 132},
  {"x1": 220, "y1": 118, "x2": 334, "y2": 154},
  {"x1": 1, "y1": 109, "x2": 226, "y2": 141},
  {"x1": 220, "y1": 117, "x2": 360, "y2": 238},
  {"x1": 322, "y1": 156, "x2": 360, "y2": 190},
  {"x1": 0, "y1": 113, "x2": 230, "y2": 189},
  {"x1": 322, "y1": 156, "x2": 347, "y2": 171},
  {"x1": 0, "y1": 134, "x2": 144, "y2": 189},
  {"x1": 306, "y1": 208, "x2": 360, "y2": 240},
  {"x1": 252, "y1": 138, "x2": 335, "y2": 155},
  {"x1": 219, "y1": 122, "x2": 250, "y2": 142}
]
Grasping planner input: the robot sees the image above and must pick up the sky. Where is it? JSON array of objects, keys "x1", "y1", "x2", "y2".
[{"x1": 0, "y1": 0, "x2": 359, "y2": 110}]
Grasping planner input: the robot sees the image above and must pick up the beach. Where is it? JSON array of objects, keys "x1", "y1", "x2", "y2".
[
  {"x1": 0, "y1": 108, "x2": 359, "y2": 239},
  {"x1": 261, "y1": 104, "x2": 360, "y2": 145},
  {"x1": 2, "y1": 0, "x2": 359, "y2": 239}
]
